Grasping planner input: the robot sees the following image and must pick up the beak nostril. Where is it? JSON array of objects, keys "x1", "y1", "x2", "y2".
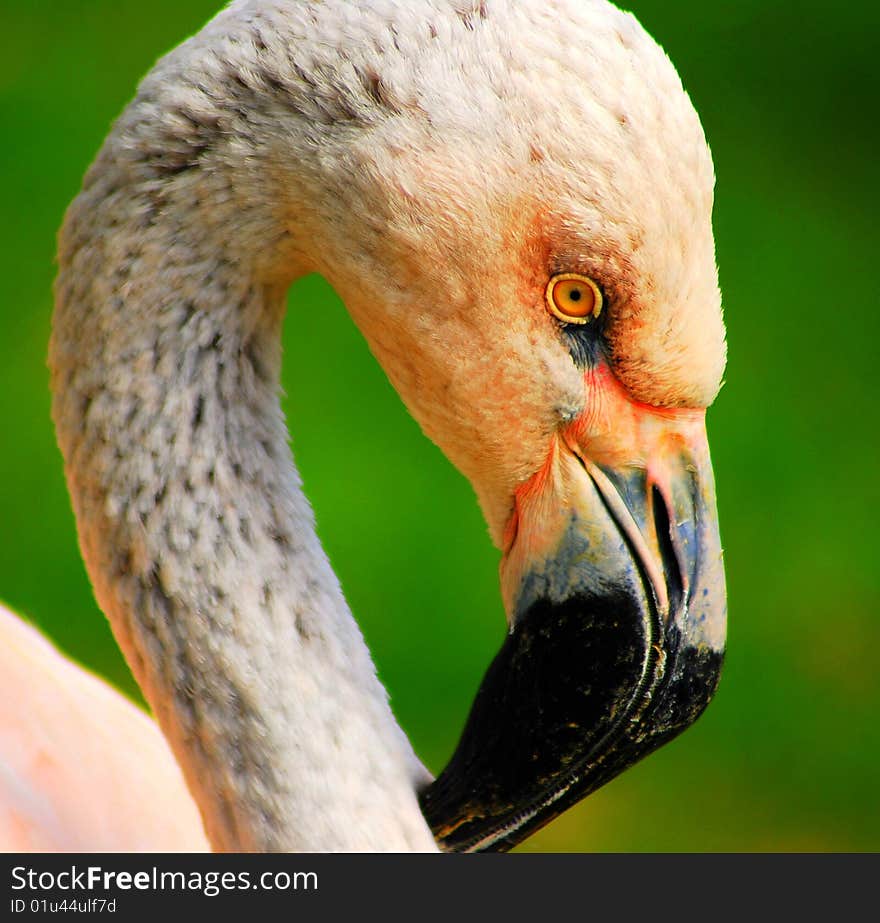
[{"x1": 651, "y1": 485, "x2": 685, "y2": 618}]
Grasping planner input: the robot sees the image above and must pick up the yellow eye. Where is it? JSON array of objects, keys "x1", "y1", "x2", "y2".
[{"x1": 545, "y1": 273, "x2": 603, "y2": 324}]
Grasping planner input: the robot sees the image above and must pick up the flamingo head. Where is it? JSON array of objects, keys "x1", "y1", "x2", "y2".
[{"x1": 259, "y1": 0, "x2": 727, "y2": 850}]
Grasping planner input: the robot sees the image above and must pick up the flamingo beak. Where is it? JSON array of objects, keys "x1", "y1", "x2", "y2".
[{"x1": 420, "y1": 377, "x2": 726, "y2": 852}]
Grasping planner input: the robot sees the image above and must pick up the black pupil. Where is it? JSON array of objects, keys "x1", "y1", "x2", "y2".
[{"x1": 569, "y1": 288, "x2": 582, "y2": 301}]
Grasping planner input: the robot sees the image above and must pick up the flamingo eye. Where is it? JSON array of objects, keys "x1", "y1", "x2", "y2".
[{"x1": 546, "y1": 273, "x2": 603, "y2": 324}]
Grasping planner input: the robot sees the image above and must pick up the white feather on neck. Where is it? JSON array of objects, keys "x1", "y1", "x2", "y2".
[
  {"x1": 51, "y1": 5, "x2": 443, "y2": 851},
  {"x1": 50, "y1": 0, "x2": 720, "y2": 851}
]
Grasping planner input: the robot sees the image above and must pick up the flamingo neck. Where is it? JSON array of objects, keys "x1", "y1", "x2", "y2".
[{"x1": 50, "y1": 116, "x2": 436, "y2": 853}]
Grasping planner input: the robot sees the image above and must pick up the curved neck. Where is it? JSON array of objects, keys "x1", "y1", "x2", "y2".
[{"x1": 50, "y1": 50, "x2": 436, "y2": 851}]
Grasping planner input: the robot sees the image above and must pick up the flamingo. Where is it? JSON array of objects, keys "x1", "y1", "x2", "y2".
[{"x1": 1, "y1": 0, "x2": 727, "y2": 852}]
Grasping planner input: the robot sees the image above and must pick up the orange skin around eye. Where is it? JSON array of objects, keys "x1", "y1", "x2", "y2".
[{"x1": 546, "y1": 273, "x2": 603, "y2": 323}]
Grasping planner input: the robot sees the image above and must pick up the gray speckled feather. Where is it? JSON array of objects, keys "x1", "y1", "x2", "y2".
[{"x1": 50, "y1": 0, "x2": 722, "y2": 851}]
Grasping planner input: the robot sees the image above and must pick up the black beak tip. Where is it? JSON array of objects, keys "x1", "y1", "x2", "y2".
[{"x1": 419, "y1": 591, "x2": 724, "y2": 853}]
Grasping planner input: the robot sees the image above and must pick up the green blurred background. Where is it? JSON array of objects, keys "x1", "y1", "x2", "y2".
[{"x1": 1, "y1": 1, "x2": 877, "y2": 851}]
